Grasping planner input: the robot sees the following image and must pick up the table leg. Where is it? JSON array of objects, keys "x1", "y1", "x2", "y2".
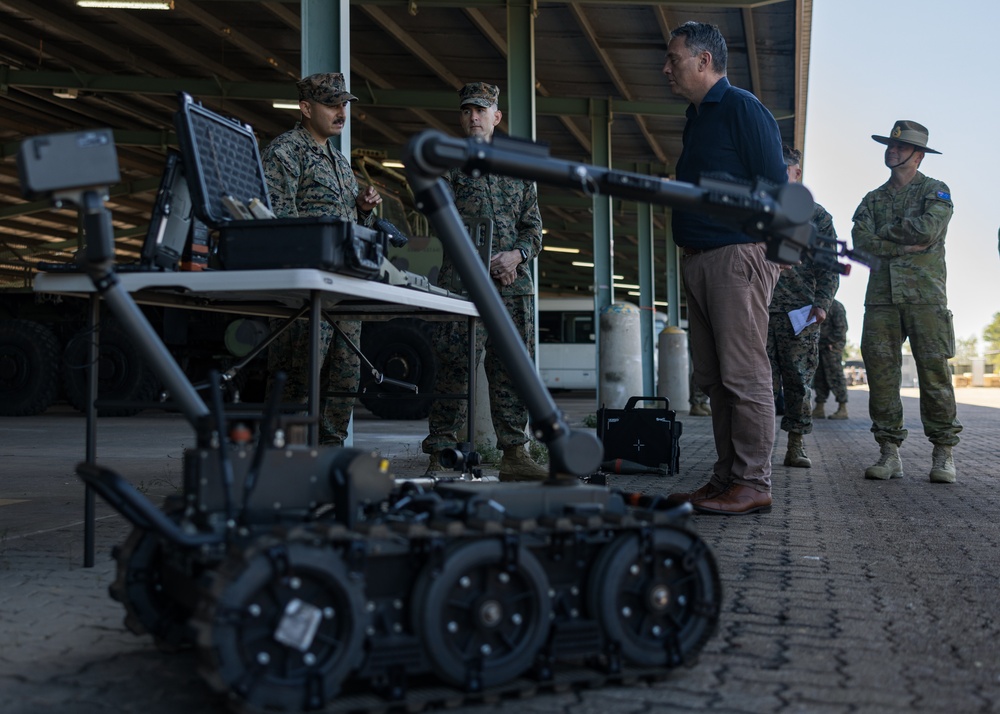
[
  {"x1": 83, "y1": 295, "x2": 99, "y2": 568},
  {"x1": 308, "y1": 290, "x2": 321, "y2": 446}
]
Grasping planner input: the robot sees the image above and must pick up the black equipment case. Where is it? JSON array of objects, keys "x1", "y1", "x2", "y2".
[
  {"x1": 597, "y1": 395, "x2": 683, "y2": 475},
  {"x1": 172, "y1": 92, "x2": 386, "y2": 278}
]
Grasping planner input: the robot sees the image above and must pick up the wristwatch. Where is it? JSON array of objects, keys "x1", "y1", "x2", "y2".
[{"x1": 518, "y1": 247, "x2": 529, "y2": 264}]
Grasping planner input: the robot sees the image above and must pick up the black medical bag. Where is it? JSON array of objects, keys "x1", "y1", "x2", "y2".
[{"x1": 596, "y1": 395, "x2": 682, "y2": 475}]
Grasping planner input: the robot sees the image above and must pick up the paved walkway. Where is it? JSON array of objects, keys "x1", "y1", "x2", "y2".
[{"x1": 1, "y1": 387, "x2": 999, "y2": 713}]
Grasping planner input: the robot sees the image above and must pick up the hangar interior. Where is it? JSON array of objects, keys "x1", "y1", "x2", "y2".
[{"x1": 0, "y1": 0, "x2": 811, "y2": 312}]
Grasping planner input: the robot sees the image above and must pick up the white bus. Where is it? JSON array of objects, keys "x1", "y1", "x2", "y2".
[{"x1": 538, "y1": 298, "x2": 667, "y2": 391}]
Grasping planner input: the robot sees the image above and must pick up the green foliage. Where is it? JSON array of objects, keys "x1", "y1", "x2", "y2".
[
  {"x1": 953, "y1": 335, "x2": 979, "y2": 363},
  {"x1": 984, "y1": 312, "x2": 1000, "y2": 368},
  {"x1": 582, "y1": 413, "x2": 598, "y2": 428},
  {"x1": 475, "y1": 441, "x2": 502, "y2": 465},
  {"x1": 527, "y1": 439, "x2": 549, "y2": 465}
]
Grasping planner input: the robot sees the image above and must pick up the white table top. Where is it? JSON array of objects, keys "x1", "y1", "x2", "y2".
[{"x1": 34, "y1": 268, "x2": 478, "y2": 320}]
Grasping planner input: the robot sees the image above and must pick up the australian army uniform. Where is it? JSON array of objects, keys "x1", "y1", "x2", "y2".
[
  {"x1": 852, "y1": 123, "x2": 962, "y2": 471},
  {"x1": 766, "y1": 204, "x2": 840, "y2": 447},
  {"x1": 422, "y1": 87, "x2": 543, "y2": 468},
  {"x1": 813, "y1": 298, "x2": 849, "y2": 417},
  {"x1": 261, "y1": 73, "x2": 374, "y2": 445}
]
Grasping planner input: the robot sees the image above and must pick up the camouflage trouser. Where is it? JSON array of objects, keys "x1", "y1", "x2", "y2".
[
  {"x1": 422, "y1": 294, "x2": 534, "y2": 453},
  {"x1": 689, "y1": 377, "x2": 709, "y2": 406},
  {"x1": 266, "y1": 317, "x2": 361, "y2": 446},
  {"x1": 861, "y1": 304, "x2": 962, "y2": 446},
  {"x1": 814, "y1": 344, "x2": 849, "y2": 404},
  {"x1": 766, "y1": 312, "x2": 820, "y2": 434}
]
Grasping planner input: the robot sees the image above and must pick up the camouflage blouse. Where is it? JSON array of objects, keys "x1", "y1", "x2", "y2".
[
  {"x1": 852, "y1": 171, "x2": 953, "y2": 306},
  {"x1": 769, "y1": 203, "x2": 840, "y2": 315},
  {"x1": 261, "y1": 123, "x2": 374, "y2": 227},
  {"x1": 436, "y1": 169, "x2": 543, "y2": 297}
]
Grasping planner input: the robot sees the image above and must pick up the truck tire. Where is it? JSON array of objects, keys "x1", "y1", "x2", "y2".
[
  {"x1": 63, "y1": 323, "x2": 159, "y2": 417},
  {"x1": 0, "y1": 319, "x2": 61, "y2": 416},
  {"x1": 359, "y1": 318, "x2": 437, "y2": 420}
]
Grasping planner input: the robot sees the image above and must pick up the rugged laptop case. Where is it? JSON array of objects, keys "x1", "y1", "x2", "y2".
[{"x1": 173, "y1": 92, "x2": 385, "y2": 279}]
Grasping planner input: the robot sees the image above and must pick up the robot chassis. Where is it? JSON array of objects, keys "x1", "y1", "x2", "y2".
[{"x1": 18, "y1": 127, "x2": 856, "y2": 713}]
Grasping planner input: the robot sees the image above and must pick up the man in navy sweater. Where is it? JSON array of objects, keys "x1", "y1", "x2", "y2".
[{"x1": 662, "y1": 21, "x2": 787, "y2": 515}]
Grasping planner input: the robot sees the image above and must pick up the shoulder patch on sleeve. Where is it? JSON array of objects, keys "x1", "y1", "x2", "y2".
[{"x1": 937, "y1": 190, "x2": 951, "y2": 200}]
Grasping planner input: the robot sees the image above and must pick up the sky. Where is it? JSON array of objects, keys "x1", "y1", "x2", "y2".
[{"x1": 802, "y1": 0, "x2": 1000, "y2": 354}]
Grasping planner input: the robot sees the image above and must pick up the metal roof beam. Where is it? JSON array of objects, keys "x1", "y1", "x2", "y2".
[
  {"x1": 569, "y1": 3, "x2": 666, "y2": 163},
  {"x1": 1, "y1": 0, "x2": 172, "y2": 77},
  {"x1": 172, "y1": 0, "x2": 299, "y2": 80},
  {"x1": 350, "y1": 60, "x2": 455, "y2": 136},
  {"x1": 189, "y1": 0, "x2": 787, "y2": 5},
  {"x1": 463, "y1": 7, "x2": 591, "y2": 154},
  {"x1": 370, "y1": 0, "x2": 788, "y2": 6},
  {"x1": 360, "y1": 6, "x2": 465, "y2": 90},
  {"x1": 2, "y1": 69, "x2": 701, "y2": 118},
  {"x1": 742, "y1": 7, "x2": 762, "y2": 97}
]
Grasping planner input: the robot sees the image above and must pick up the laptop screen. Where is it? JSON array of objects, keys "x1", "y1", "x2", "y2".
[{"x1": 142, "y1": 149, "x2": 193, "y2": 271}]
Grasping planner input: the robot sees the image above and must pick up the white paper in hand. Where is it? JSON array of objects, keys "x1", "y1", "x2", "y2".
[{"x1": 788, "y1": 305, "x2": 817, "y2": 336}]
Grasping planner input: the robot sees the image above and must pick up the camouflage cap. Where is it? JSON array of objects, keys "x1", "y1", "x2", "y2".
[
  {"x1": 458, "y1": 82, "x2": 500, "y2": 109},
  {"x1": 872, "y1": 120, "x2": 940, "y2": 155},
  {"x1": 296, "y1": 72, "x2": 358, "y2": 106}
]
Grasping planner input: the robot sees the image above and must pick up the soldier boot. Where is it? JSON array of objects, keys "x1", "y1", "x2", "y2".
[
  {"x1": 865, "y1": 442, "x2": 903, "y2": 480},
  {"x1": 498, "y1": 446, "x2": 549, "y2": 482},
  {"x1": 689, "y1": 403, "x2": 712, "y2": 417},
  {"x1": 424, "y1": 452, "x2": 444, "y2": 477},
  {"x1": 929, "y1": 445, "x2": 956, "y2": 484},
  {"x1": 828, "y1": 402, "x2": 849, "y2": 420},
  {"x1": 783, "y1": 432, "x2": 812, "y2": 468},
  {"x1": 811, "y1": 402, "x2": 826, "y2": 419}
]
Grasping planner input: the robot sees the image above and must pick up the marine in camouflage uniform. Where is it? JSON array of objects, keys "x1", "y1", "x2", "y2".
[
  {"x1": 421, "y1": 82, "x2": 546, "y2": 480},
  {"x1": 261, "y1": 73, "x2": 380, "y2": 445},
  {"x1": 813, "y1": 298, "x2": 849, "y2": 417},
  {"x1": 852, "y1": 120, "x2": 962, "y2": 483},
  {"x1": 767, "y1": 146, "x2": 840, "y2": 468}
]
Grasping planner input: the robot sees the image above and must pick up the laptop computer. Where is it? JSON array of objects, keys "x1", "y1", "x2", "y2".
[{"x1": 37, "y1": 150, "x2": 195, "y2": 274}]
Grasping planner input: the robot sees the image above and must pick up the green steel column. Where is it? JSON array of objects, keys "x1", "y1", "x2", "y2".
[
  {"x1": 664, "y1": 209, "x2": 681, "y2": 327},
  {"x1": 506, "y1": 0, "x2": 539, "y2": 366},
  {"x1": 635, "y1": 172, "x2": 655, "y2": 395},
  {"x1": 300, "y1": 0, "x2": 353, "y2": 444},
  {"x1": 590, "y1": 98, "x2": 613, "y2": 405},
  {"x1": 506, "y1": 0, "x2": 536, "y2": 140},
  {"x1": 301, "y1": 0, "x2": 351, "y2": 155}
]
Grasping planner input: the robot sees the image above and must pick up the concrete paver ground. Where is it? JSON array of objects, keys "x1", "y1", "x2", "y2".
[{"x1": 2, "y1": 387, "x2": 999, "y2": 713}]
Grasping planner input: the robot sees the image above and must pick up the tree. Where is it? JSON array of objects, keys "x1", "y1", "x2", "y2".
[
  {"x1": 953, "y1": 335, "x2": 979, "y2": 363},
  {"x1": 984, "y1": 312, "x2": 1000, "y2": 368}
]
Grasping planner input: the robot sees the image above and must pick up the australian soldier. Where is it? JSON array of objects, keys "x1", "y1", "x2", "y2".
[{"x1": 853, "y1": 120, "x2": 962, "y2": 483}]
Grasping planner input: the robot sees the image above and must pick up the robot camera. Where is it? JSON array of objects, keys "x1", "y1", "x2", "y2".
[{"x1": 17, "y1": 129, "x2": 120, "y2": 200}]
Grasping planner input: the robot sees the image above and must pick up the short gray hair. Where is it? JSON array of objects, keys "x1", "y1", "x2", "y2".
[{"x1": 670, "y1": 21, "x2": 728, "y2": 74}]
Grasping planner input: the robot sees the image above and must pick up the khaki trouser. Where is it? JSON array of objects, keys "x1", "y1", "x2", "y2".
[{"x1": 683, "y1": 242, "x2": 781, "y2": 493}]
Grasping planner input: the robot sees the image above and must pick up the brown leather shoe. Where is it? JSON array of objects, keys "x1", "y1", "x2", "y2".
[
  {"x1": 693, "y1": 484, "x2": 772, "y2": 515},
  {"x1": 664, "y1": 481, "x2": 722, "y2": 508}
]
